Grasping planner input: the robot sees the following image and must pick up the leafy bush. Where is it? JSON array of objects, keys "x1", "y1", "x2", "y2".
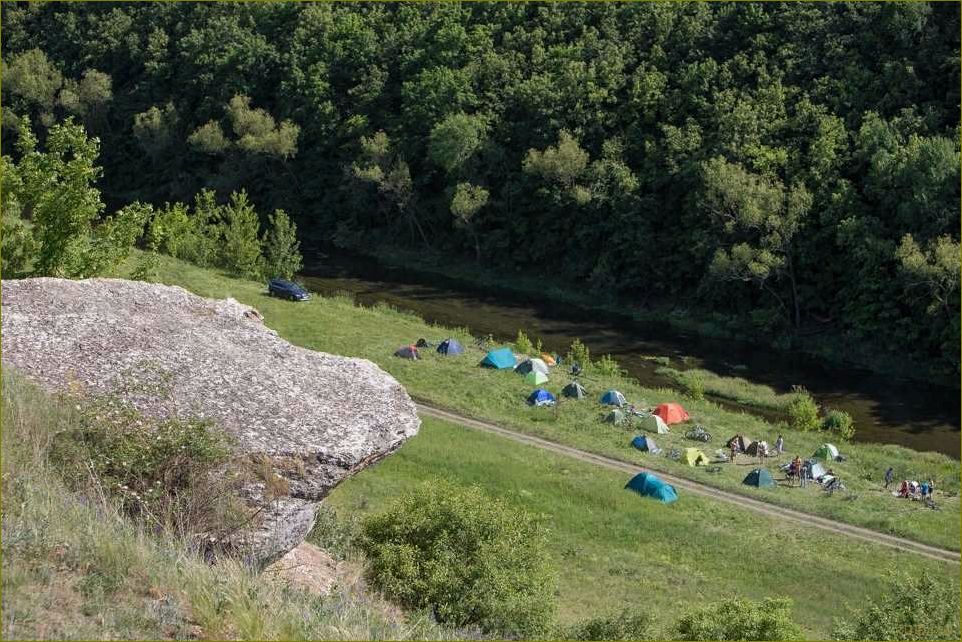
[
  {"x1": 564, "y1": 609, "x2": 652, "y2": 640},
  {"x1": 50, "y1": 390, "x2": 238, "y2": 535},
  {"x1": 567, "y1": 338, "x2": 591, "y2": 372},
  {"x1": 821, "y1": 409, "x2": 856, "y2": 441},
  {"x1": 787, "y1": 394, "x2": 820, "y2": 432},
  {"x1": 220, "y1": 190, "x2": 264, "y2": 278},
  {"x1": 595, "y1": 354, "x2": 624, "y2": 378},
  {"x1": 515, "y1": 330, "x2": 534, "y2": 356},
  {"x1": 683, "y1": 371, "x2": 706, "y2": 400},
  {"x1": 675, "y1": 597, "x2": 802, "y2": 641},
  {"x1": 261, "y1": 208, "x2": 303, "y2": 280},
  {"x1": 832, "y1": 570, "x2": 960, "y2": 640},
  {"x1": 358, "y1": 480, "x2": 557, "y2": 637}
]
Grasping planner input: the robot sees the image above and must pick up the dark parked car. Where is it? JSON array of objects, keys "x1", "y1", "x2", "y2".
[{"x1": 267, "y1": 278, "x2": 311, "y2": 301}]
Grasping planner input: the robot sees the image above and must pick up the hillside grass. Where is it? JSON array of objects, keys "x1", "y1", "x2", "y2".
[
  {"x1": 0, "y1": 372, "x2": 468, "y2": 641},
  {"x1": 323, "y1": 416, "x2": 960, "y2": 639},
  {"x1": 112, "y1": 252, "x2": 961, "y2": 551},
  {"x1": 655, "y1": 366, "x2": 808, "y2": 412}
]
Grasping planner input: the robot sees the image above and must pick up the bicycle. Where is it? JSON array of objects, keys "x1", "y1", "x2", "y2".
[{"x1": 685, "y1": 425, "x2": 712, "y2": 443}]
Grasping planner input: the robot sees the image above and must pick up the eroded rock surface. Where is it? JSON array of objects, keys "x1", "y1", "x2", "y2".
[{"x1": 1, "y1": 277, "x2": 420, "y2": 566}]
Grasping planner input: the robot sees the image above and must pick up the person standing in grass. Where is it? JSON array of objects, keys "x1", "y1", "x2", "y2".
[
  {"x1": 928, "y1": 478, "x2": 936, "y2": 498},
  {"x1": 884, "y1": 467, "x2": 894, "y2": 489},
  {"x1": 775, "y1": 434, "x2": 784, "y2": 455}
]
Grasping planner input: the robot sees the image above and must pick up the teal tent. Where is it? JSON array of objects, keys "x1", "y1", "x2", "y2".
[
  {"x1": 480, "y1": 348, "x2": 516, "y2": 369},
  {"x1": 600, "y1": 389, "x2": 627, "y2": 406},
  {"x1": 742, "y1": 468, "x2": 776, "y2": 488},
  {"x1": 625, "y1": 472, "x2": 678, "y2": 503}
]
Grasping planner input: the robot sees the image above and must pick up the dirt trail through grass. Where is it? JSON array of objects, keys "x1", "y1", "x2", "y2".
[{"x1": 416, "y1": 403, "x2": 960, "y2": 565}]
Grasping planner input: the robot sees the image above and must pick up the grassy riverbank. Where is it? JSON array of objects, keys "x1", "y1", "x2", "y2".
[
  {"x1": 350, "y1": 244, "x2": 959, "y2": 388},
  {"x1": 113, "y1": 252, "x2": 961, "y2": 551},
  {"x1": 323, "y1": 416, "x2": 959, "y2": 639},
  {"x1": 0, "y1": 373, "x2": 465, "y2": 641},
  {"x1": 655, "y1": 366, "x2": 809, "y2": 413}
]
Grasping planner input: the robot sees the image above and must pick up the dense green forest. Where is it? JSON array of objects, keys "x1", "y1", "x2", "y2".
[{"x1": 1, "y1": 1, "x2": 959, "y2": 375}]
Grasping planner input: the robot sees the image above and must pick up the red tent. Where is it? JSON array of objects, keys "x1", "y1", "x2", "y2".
[{"x1": 654, "y1": 402, "x2": 689, "y2": 424}]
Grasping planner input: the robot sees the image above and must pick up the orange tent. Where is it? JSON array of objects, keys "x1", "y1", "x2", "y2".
[
  {"x1": 540, "y1": 352, "x2": 557, "y2": 367},
  {"x1": 654, "y1": 403, "x2": 689, "y2": 424}
]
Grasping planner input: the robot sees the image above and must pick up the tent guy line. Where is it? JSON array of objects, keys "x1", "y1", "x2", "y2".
[{"x1": 414, "y1": 401, "x2": 960, "y2": 565}]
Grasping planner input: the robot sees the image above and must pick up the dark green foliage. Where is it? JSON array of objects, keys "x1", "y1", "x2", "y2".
[
  {"x1": 832, "y1": 571, "x2": 960, "y2": 641},
  {"x1": 675, "y1": 597, "x2": 803, "y2": 641},
  {"x1": 821, "y1": 409, "x2": 856, "y2": 441},
  {"x1": 262, "y1": 208, "x2": 302, "y2": 280},
  {"x1": 564, "y1": 609, "x2": 652, "y2": 641},
  {"x1": 219, "y1": 190, "x2": 263, "y2": 279},
  {"x1": 2, "y1": 1, "x2": 958, "y2": 375},
  {"x1": 787, "y1": 394, "x2": 820, "y2": 432},
  {"x1": 358, "y1": 480, "x2": 557, "y2": 637}
]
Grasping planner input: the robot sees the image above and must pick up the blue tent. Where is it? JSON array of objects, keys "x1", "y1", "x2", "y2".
[
  {"x1": 480, "y1": 347, "x2": 516, "y2": 369},
  {"x1": 625, "y1": 472, "x2": 678, "y2": 503},
  {"x1": 527, "y1": 388, "x2": 557, "y2": 407},
  {"x1": 437, "y1": 338, "x2": 465, "y2": 356},
  {"x1": 631, "y1": 435, "x2": 660, "y2": 454},
  {"x1": 600, "y1": 389, "x2": 627, "y2": 407}
]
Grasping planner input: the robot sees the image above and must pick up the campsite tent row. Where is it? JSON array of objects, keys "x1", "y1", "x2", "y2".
[{"x1": 395, "y1": 338, "x2": 466, "y2": 359}]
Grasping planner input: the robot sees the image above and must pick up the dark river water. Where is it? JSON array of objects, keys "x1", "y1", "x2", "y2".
[{"x1": 301, "y1": 249, "x2": 960, "y2": 458}]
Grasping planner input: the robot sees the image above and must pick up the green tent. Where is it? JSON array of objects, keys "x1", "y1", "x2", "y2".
[
  {"x1": 743, "y1": 468, "x2": 776, "y2": 488},
  {"x1": 813, "y1": 443, "x2": 839, "y2": 461},
  {"x1": 604, "y1": 409, "x2": 626, "y2": 425},
  {"x1": 524, "y1": 370, "x2": 548, "y2": 385},
  {"x1": 638, "y1": 414, "x2": 669, "y2": 434}
]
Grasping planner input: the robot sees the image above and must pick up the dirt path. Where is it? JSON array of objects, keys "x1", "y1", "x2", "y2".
[{"x1": 416, "y1": 403, "x2": 960, "y2": 565}]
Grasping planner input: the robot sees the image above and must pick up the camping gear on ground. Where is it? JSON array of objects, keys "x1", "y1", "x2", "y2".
[
  {"x1": 600, "y1": 389, "x2": 627, "y2": 407},
  {"x1": 727, "y1": 435, "x2": 752, "y2": 452},
  {"x1": 743, "y1": 468, "x2": 776, "y2": 488},
  {"x1": 415, "y1": 338, "x2": 433, "y2": 348},
  {"x1": 682, "y1": 447, "x2": 710, "y2": 467},
  {"x1": 570, "y1": 363, "x2": 583, "y2": 376},
  {"x1": 562, "y1": 381, "x2": 587, "y2": 399},
  {"x1": 631, "y1": 435, "x2": 661, "y2": 453},
  {"x1": 540, "y1": 352, "x2": 557, "y2": 367},
  {"x1": 605, "y1": 409, "x2": 626, "y2": 425},
  {"x1": 813, "y1": 443, "x2": 840, "y2": 461},
  {"x1": 523, "y1": 370, "x2": 549, "y2": 385},
  {"x1": 638, "y1": 414, "x2": 670, "y2": 434},
  {"x1": 625, "y1": 472, "x2": 678, "y2": 503},
  {"x1": 394, "y1": 345, "x2": 419, "y2": 360},
  {"x1": 713, "y1": 449, "x2": 730, "y2": 462},
  {"x1": 745, "y1": 440, "x2": 770, "y2": 457},
  {"x1": 515, "y1": 358, "x2": 550, "y2": 376},
  {"x1": 437, "y1": 338, "x2": 464, "y2": 355},
  {"x1": 654, "y1": 402, "x2": 690, "y2": 424},
  {"x1": 480, "y1": 347, "x2": 516, "y2": 369},
  {"x1": 527, "y1": 388, "x2": 556, "y2": 407},
  {"x1": 685, "y1": 425, "x2": 712, "y2": 442}
]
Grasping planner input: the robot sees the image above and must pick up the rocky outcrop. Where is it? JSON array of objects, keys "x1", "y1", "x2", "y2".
[{"x1": 1, "y1": 277, "x2": 420, "y2": 567}]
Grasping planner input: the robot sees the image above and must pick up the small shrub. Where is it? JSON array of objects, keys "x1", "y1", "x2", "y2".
[
  {"x1": 565, "y1": 609, "x2": 652, "y2": 640},
  {"x1": 683, "y1": 372, "x2": 706, "y2": 401},
  {"x1": 515, "y1": 330, "x2": 534, "y2": 355},
  {"x1": 130, "y1": 250, "x2": 160, "y2": 282},
  {"x1": 675, "y1": 597, "x2": 802, "y2": 641},
  {"x1": 821, "y1": 409, "x2": 856, "y2": 441},
  {"x1": 358, "y1": 480, "x2": 557, "y2": 637},
  {"x1": 787, "y1": 394, "x2": 820, "y2": 432},
  {"x1": 567, "y1": 338, "x2": 590, "y2": 372},
  {"x1": 595, "y1": 354, "x2": 624, "y2": 377},
  {"x1": 832, "y1": 570, "x2": 960, "y2": 640},
  {"x1": 261, "y1": 208, "x2": 303, "y2": 280}
]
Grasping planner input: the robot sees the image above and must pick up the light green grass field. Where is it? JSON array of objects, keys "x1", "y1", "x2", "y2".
[
  {"x1": 324, "y1": 416, "x2": 960, "y2": 639},
  {"x1": 111, "y1": 252, "x2": 961, "y2": 551},
  {"x1": 655, "y1": 366, "x2": 808, "y2": 412}
]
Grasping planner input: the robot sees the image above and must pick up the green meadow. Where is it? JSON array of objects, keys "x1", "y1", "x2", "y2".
[
  {"x1": 112, "y1": 252, "x2": 961, "y2": 552},
  {"x1": 323, "y1": 416, "x2": 959, "y2": 639}
]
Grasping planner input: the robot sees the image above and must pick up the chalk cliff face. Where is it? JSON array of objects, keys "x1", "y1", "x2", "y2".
[{"x1": 1, "y1": 277, "x2": 420, "y2": 566}]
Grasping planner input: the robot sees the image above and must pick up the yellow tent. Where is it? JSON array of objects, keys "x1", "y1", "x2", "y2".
[{"x1": 683, "y1": 447, "x2": 710, "y2": 467}]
